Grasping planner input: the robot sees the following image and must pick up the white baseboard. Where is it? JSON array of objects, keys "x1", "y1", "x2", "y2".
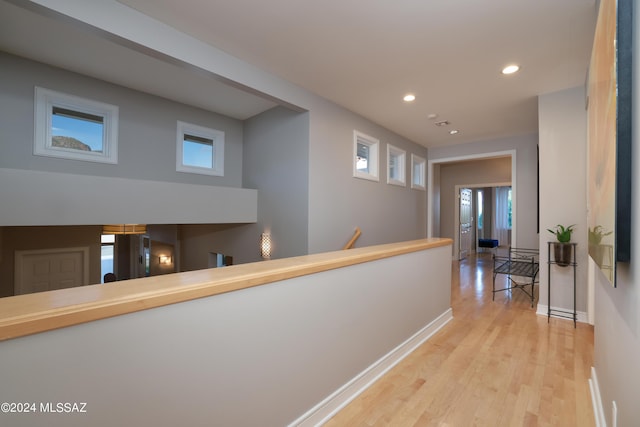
[
  {"x1": 535, "y1": 303, "x2": 588, "y2": 324},
  {"x1": 289, "y1": 308, "x2": 454, "y2": 427},
  {"x1": 589, "y1": 366, "x2": 606, "y2": 427}
]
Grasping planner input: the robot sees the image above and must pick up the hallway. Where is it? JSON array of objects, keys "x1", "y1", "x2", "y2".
[{"x1": 326, "y1": 254, "x2": 595, "y2": 426}]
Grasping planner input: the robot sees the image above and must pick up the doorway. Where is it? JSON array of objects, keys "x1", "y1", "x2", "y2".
[
  {"x1": 459, "y1": 188, "x2": 473, "y2": 260},
  {"x1": 427, "y1": 150, "x2": 516, "y2": 260},
  {"x1": 453, "y1": 182, "x2": 512, "y2": 260}
]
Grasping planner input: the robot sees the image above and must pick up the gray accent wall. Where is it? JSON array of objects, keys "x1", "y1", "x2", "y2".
[
  {"x1": 0, "y1": 52, "x2": 244, "y2": 188},
  {"x1": 307, "y1": 97, "x2": 428, "y2": 254}
]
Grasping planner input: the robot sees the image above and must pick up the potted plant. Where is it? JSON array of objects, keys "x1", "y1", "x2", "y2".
[
  {"x1": 547, "y1": 224, "x2": 575, "y2": 267},
  {"x1": 589, "y1": 225, "x2": 612, "y2": 266}
]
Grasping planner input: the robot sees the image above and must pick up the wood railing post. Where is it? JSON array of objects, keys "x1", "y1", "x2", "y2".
[{"x1": 343, "y1": 227, "x2": 362, "y2": 250}]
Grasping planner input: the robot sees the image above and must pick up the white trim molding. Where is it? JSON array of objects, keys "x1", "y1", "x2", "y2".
[
  {"x1": 589, "y1": 367, "x2": 606, "y2": 427},
  {"x1": 290, "y1": 308, "x2": 453, "y2": 427},
  {"x1": 535, "y1": 304, "x2": 588, "y2": 324}
]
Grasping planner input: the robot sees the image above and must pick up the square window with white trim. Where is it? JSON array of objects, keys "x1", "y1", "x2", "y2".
[
  {"x1": 34, "y1": 87, "x2": 118, "y2": 164},
  {"x1": 176, "y1": 121, "x2": 225, "y2": 176},
  {"x1": 353, "y1": 130, "x2": 379, "y2": 181},
  {"x1": 387, "y1": 144, "x2": 406, "y2": 186},
  {"x1": 411, "y1": 154, "x2": 426, "y2": 190}
]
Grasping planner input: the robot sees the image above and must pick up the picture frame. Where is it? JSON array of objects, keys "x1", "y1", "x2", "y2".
[{"x1": 587, "y1": 0, "x2": 633, "y2": 287}]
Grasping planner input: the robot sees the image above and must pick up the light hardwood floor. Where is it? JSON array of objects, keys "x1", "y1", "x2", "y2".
[{"x1": 325, "y1": 253, "x2": 595, "y2": 426}]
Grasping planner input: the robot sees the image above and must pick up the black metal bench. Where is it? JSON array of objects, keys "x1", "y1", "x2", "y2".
[{"x1": 492, "y1": 247, "x2": 539, "y2": 307}]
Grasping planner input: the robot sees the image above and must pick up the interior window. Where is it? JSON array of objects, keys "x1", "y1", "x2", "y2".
[
  {"x1": 34, "y1": 86, "x2": 118, "y2": 164},
  {"x1": 411, "y1": 154, "x2": 426, "y2": 190},
  {"x1": 182, "y1": 134, "x2": 214, "y2": 169},
  {"x1": 356, "y1": 143, "x2": 370, "y2": 173},
  {"x1": 176, "y1": 121, "x2": 225, "y2": 176},
  {"x1": 353, "y1": 130, "x2": 379, "y2": 181},
  {"x1": 387, "y1": 144, "x2": 406, "y2": 186},
  {"x1": 52, "y1": 107, "x2": 105, "y2": 153}
]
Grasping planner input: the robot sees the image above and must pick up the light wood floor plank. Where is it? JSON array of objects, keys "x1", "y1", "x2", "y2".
[{"x1": 325, "y1": 254, "x2": 594, "y2": 427}]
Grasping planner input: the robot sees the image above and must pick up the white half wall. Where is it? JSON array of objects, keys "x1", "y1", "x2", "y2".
[
  {"x1": 0, "y1": 243, "x2": 452, "y2": 427},
  {"x1": 0, "y1": 168, "x2": 257, "y2": 226}
]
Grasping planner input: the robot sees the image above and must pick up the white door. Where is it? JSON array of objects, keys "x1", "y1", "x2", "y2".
[
  {"x1": 459, "y1": 188, "x2": 473, "y2": 260},
  {"x1": 15, "y1": 247, "x2": 89, "y2": 295}
]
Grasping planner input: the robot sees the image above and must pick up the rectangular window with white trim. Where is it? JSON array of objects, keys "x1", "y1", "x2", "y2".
[
  {"x1": 387, "y1": 144, "x2": 406, "y2": 186},
  {"x1": 353, "y1": 130, "x2": 379, "y2": 181},
  {"x1": 34, "y1": 87, "x2": 118, "y2": 164},
  {"x1": 176, "y1": 121, "x2": 225, "y2": 176},
  {"x1": 411, "y1": 154, "x2": 426, "y2": 190}
]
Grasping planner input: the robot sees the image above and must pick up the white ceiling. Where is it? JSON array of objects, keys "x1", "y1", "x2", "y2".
[
  {"x1": 0, "y1": 1, "x2": 277, "y2": 120},
  {"x1": 1, "y1": 0, "x2": 597, "y2": 147}
]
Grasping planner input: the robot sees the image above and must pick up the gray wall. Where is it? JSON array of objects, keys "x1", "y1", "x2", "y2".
[
  {"x1": 242, "y1": 107, "x2": 310, "y2": 261},
  {"x1": 0, "y1": 245, "x2": 452, "y2": 427},
  {"x1": 177, "y1": 106, "x2": 310, "y2": 270},
  {"x1": 592, "y1": 4, "x2": 640, "y2": 425},
  {"x1": 307, "y1": 97, "x2": 428, "y2": 253},
  {"x1": 429, "y1": 134, "x2": 539, "y2": 249},
  {"x1": 438, "y1": 157, "x2": 511, "y2": 251},
  {"x1": 178, "y1": 223, "x2": 254, "y2": 270},
  {"x1": 0, "y1": 52, "x2": 243, "y2": 188},
  {"x1": 538, "y1": 86, "x2": 588, "y2": 314}
]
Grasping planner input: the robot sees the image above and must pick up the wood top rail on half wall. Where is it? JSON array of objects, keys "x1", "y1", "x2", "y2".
[{"x1": 0, "y1": 238, "x2": 452, "y2": 342}]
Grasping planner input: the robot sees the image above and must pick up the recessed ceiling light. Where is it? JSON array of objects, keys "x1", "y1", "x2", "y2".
[
  {"x1": 502, "y1": 64, "x2": 520, "y2": 75},
  {"x1": 403, "y1": 94, "x2": 416, "y2": 102},
  {"x1": 427, "y1": 113, "x2": 438, "y2": 120},
  {"x1": 435, "y1": 120, "x2": 450, "y2": 127},
  {"x1": 449, "y1": 130, "x2": 459, "y2": 135}
]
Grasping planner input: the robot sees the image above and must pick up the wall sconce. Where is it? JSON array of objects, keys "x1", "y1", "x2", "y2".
[
  {"x1": 159, "y1": 255, "x2": 172, "y2": 265},
  {"x1": 260, "y1": 233, "x2": 272, "y2": 259}
]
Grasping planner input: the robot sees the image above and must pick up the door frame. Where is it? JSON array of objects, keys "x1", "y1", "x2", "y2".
[
  {"x1": 458, "y1": 187, "x2": 474, "y2": 260},
  {"x1": 428, "y1": 150, "x2": 517, "y2": 260},
  {"x1": 453, "y1": 183, "x2": 511, "y2": 261},
  {"x1": 14, "y1": 246, "x2": 90, "y2": 295}
]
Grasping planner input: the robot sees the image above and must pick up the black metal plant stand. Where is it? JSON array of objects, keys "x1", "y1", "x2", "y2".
[{"x1": 547, "y1": 241, "x2": 577, "y2": 327}]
